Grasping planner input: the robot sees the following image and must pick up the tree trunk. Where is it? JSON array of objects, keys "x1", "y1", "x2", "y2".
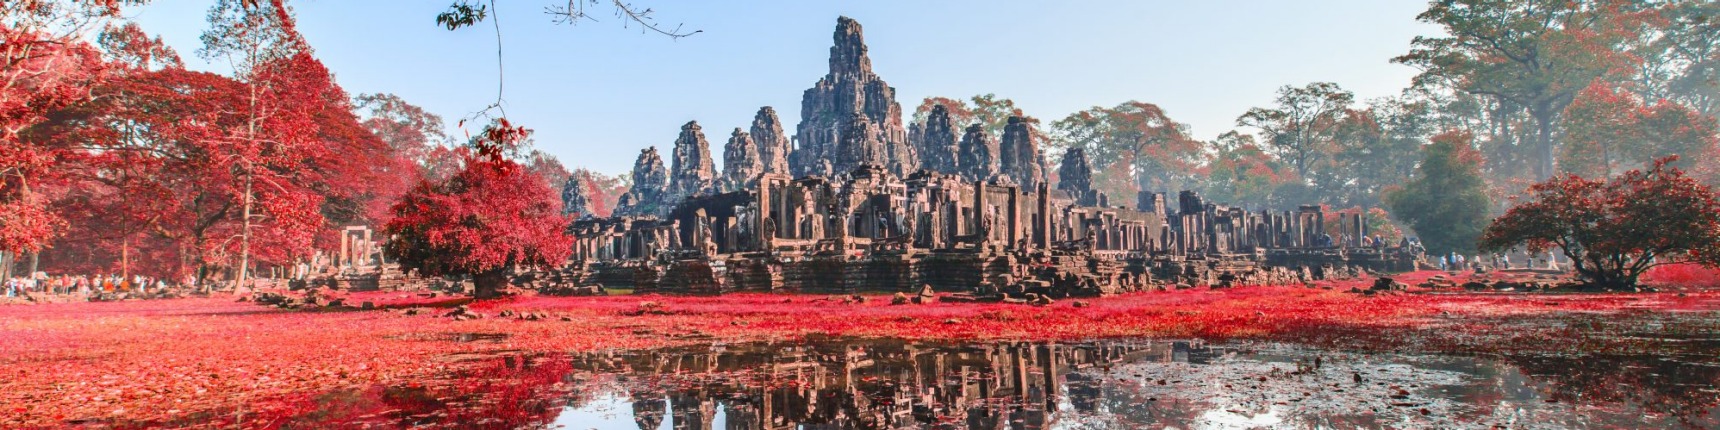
[
  {"x1": 1534, "y1": 110, "x2": 1556, "y2": 181},
  {"x1": 472, "y1": 268, "x2": 511, "y2": 300},
  {"x1": 237, "y1": 175, "x2": 252, "y2": 292}
]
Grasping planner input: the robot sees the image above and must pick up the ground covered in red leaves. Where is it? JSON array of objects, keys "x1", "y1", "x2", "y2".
[{"x1": 4, "y1": 270, "x2": 1720, "y2": 427}]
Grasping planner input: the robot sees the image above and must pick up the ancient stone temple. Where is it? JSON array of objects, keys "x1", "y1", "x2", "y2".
[
  {"x1": 720, "y1": 129, "x2": 762, "y2": 193},
  {"x1": 958, "y1": 124, "x2": 1000, "y2": 183},
  {"x1": 1057, "y1": 147, "x2": 1101, "y2": 206},
  {"x1": 915, "y1": 104, "x2": 961, "y2": 175},
  {"x1": 791, "y1": 16, "x2": 915, "y2": 177},
  {"x1": 999, "y1": 116, "x2": 1048, "y2": 188},
  {"x1": 560, "y1": 173, "x2": 596, "y2": 219},
  {"x1": 565, "y1": 16, "x2": 1418, "y2": 297},
  {"x1": 667, "y1": 121, "x2": 717, "y2": 202},
  {"x1": 750, "y1": 107, "x2": 791, "y2": 175},
  {"x1": 612, "y1": 147, "x2": 670, "y2": 217},
  {"x1": 836, "y1": 113, "x2": 888, "y2": 169}
]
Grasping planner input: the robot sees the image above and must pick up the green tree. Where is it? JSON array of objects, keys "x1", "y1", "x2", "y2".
[
  {"x1": 1394, "y1": 0, "x2": 1648, "y2": 180},
  {"x1": 1236, "y1": 82, "x2": 1354, "y2": 202},
  {"x1": 1562, "y1": 81, "x2": 1720, "y2": 180},
  {"x1": 1634, "y1": 0, "x2": 1720, "y2": 118},
  {"x1": 1203, "y1": 131, "x2": 1293, "y2": 208},
  {"x1": 1050, "y1": 101, "x2": 1206, "y2": 203},
  {"x1": 912, "y1": 94, "x2": 1047, "y2": 141},
  {"x1": 1385, "y1": 131, "x2": 1491, "y2": 256},
  {"x1": 1329, "y1": 97, "x2": 1434, "y2": 207}
]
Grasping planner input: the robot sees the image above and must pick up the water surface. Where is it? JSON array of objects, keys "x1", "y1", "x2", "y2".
[{"x1": 524, "y1": 338, "x2": 1719, "y2": 429}]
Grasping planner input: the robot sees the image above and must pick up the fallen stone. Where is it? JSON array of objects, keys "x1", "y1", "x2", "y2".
[{"x1": 891, "y1": 292, "x2": 911, "y2": 305}]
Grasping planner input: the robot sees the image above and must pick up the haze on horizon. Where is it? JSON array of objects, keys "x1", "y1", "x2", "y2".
[{"x1": 127, "y1": 0, "x2": 1439, "y2": 176}]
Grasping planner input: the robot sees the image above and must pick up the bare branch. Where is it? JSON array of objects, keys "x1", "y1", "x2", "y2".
[{"x1": 544, "y1": 0, "x2": 700, "y2": 39}]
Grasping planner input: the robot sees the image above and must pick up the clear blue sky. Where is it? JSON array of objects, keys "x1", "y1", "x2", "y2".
[{"x1": 127, "y1": 1, "x2": 1439, "y2": 177}]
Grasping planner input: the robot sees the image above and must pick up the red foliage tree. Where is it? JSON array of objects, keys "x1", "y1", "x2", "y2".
[
  {"x1": 1481, "y1": 157, "x2": 1720, "y2": 289},
  {"x1": 384, "y1": 120, "x2": 571, "y2": 299},
  {"x1": 1561, "y1": 81, "x2": 1720, "y2": 180},
  {"x1": 29, "y1": 45, "x2": 404, "y2": 281},
  {"x1": 0, "y1": 1, "x2": 134, "y2": 261}
]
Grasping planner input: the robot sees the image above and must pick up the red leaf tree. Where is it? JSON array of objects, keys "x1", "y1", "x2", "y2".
[
  {"x1": 383, "y1": 120, "x2": 571, "y2": 299},
  {"x1": 1481, "y1": 157, "x2": 1720, "y2": 290},
  {"x1": 1, "y1": 1, "x2": 133, "y2": 269}
]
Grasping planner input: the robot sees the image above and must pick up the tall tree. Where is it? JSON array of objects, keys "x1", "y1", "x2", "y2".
[
  {"x1": 1328, "y1": 96, "x2": 1432, "y2": 207},
  {"x1": 1562, "y1": 81, "x2": 1720, "y2": 180},
  {"x1": 1394, "y1": 0, "x2": 1648, "y2": 180},
  {"x1": 23, "y1": 22, "x2": 186, "y2": 278},
  {"x1": 197, "y1": 0, "x2": 311, "y2": 288},
  {"x1": 353, "y1": 92, "x2": 449, "y2": 171},
  {"x1": 1236, "y1": 82, "x2": 1355, "y2": 197},
  {"x1": 1051, "y1": 101, "x2": 1206, "y2": 204},
  {"x1": 1634, "y1": 0, "x2": 1720, "y2": 118},
  {"x1": 1204, "y1": 131, "x2": 1294, "y2": 208},
  {"x1": 0, "y1": 0, "x2": 138, "y2": 270},
  {"x1": 1385, "y1": 131, "x2": 1491, "y2": 256}
]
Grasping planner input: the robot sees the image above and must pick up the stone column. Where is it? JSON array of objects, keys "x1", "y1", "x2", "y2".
[
  {"x1": 339, "y1": 232, "x2": 350, "y2": 270},
  {"x1": 973, "y1": 182, "x2": 987, "y2": 247},
  {"x1": 1035, "y1": 182, "x2": 1051, "y2": 249},
  {"x1": 1006, "y1": 186, "x2": 1020, "y2": 250}
]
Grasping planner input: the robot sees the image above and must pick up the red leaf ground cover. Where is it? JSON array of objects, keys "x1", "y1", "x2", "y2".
[
  {"x1": 1644, "y1": 262, "x2": 1720, "y2": 289},
  {"x1": 4, "y1": 271, "x2": 1720, "y2": 427}
]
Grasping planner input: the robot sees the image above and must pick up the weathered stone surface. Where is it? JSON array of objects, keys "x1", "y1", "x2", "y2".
[
  {"x1": 836, "y1": 113, "x2": 888, "y2": 170},
  {"x1": 721, "y1": 128, "x2": 763, "y2": 192},
  {"x1": 791, "y1": 17, "x2": 914, "y2": 177},
  {"x1": 916, "y1": 104, "x2": 960, "y2": 175},
  {"x1": 750, "y1": 106, "x2": 791, "y2": 175},
  {"x1": 958, "y1": 124, "x2": 999, "y2": 182},
  {"x1": 1057, "y1": 147, "x2": 1099, "y2": 205},
  {"x1": 561, "y1": 172, "x2": 597, "y2": 219},
  {"x1": 999, "y1": 116, "x2": 1047, "y2": 188},
  {"x1": 613, "y1": 147, "x2": 671, "y2": 217},
  {"x1": 668, "y1": 121, "x2": 717, "y2": 202},
  {"x1": 565, "y1": 14, "x2": 1427, "y2": 298}
]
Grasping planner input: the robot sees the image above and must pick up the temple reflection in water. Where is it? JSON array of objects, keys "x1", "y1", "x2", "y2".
[
  {"x1": 540, "y1": 337, "x2": 1720, "y2": 429},
  {"x1": 558, "y1": 339, "x2": 1213, "y2": 429}
]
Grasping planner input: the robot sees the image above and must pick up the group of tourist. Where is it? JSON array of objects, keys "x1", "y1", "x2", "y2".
[
  {"x1": 3, "y1": 274, "x2": 183, "y2": 298},
  {"x1": 1438, "y1": 252, "x2": 1552, "y2": 271}
]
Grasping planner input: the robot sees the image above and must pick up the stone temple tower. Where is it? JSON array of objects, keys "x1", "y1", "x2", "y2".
[{"x1": 790, "y1": 16, "x2": 916, "y2": 177}]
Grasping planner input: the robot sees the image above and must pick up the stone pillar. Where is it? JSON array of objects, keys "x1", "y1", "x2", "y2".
[
  {"x1": 973, "y1": 182, "x2": 987, "y2": 247},
  {"x1": 1006, "y1": 187, "x2": 1020, "y2": 250},
  {"x1": 1035, "y1": 182, "x2": 1051, "y2": 249},
  {"x1": 362, "y1": 228, "x2": 373, "y2": 266},
  {"x1": 758, "y1": 177, "x2": 773, "y2": 249},
  {"x1": 339, "y1": 232, "x2": 350, "y2": 270},
  {"x1": 1316, "y1": 208, "x2": 1326, "y2": 245}
]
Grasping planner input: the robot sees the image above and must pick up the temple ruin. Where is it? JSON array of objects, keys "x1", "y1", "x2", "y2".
[{"x1": 564, "y1": 17, "x2": 1416, "y2": 297}]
